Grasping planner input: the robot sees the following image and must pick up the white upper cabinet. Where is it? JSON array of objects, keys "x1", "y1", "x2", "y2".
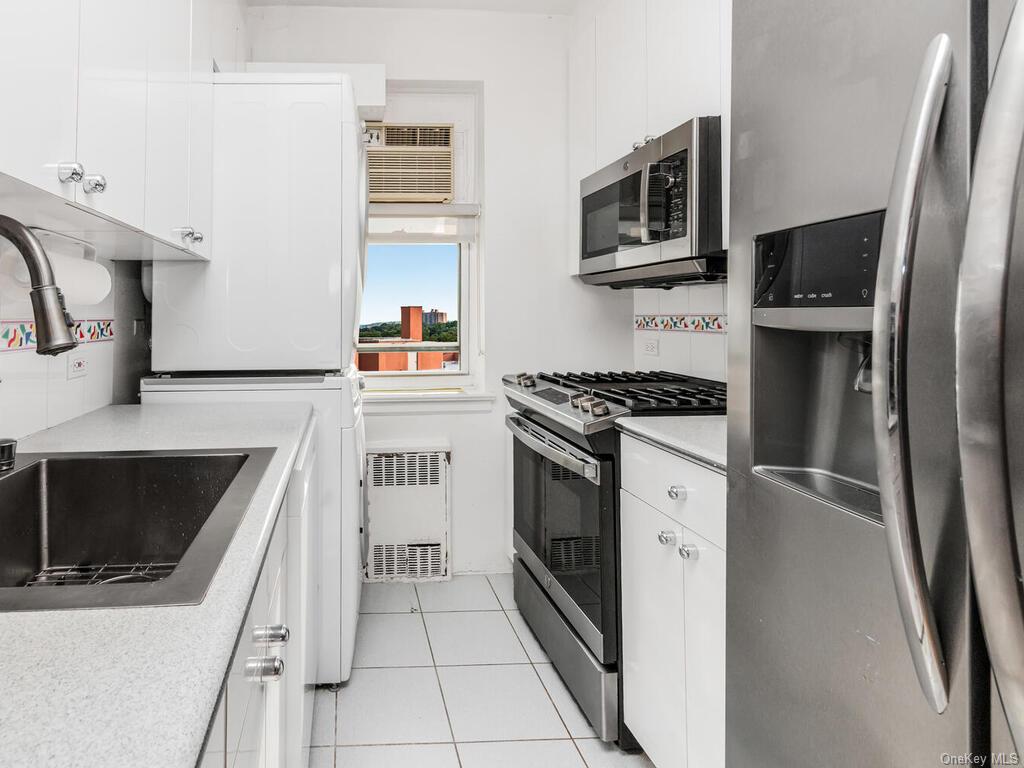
[
  {"x1": 567, "y1": 13, "x2": 597, "y2": 274},
  {"x1": 594, "y1": 0, "x2": 647, "y2": 168},
  {"x1": 645, "y1": 0, "x2": 722, "y2": 139},
  {"x1": 144, "y1": 0, "x2": 192, "y2": 246},
  {"x1": 76, "y1": 0, "x2": 149, "y2": 227},
  {"x1": 584, "y1": 0, "x2": 724, "y2": 172},
  {"x1": 0, "y1": 1, "x2": 81, "y2": 199},
  {"x1": 186, "y1": 0, "x2": 215, "y2": 258}
]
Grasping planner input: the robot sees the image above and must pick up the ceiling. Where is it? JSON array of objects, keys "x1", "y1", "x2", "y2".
[{"x1": 245, "y1": 0, "x2": 578, "y2": 13}]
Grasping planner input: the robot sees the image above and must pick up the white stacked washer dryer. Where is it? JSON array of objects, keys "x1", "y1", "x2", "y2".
[{"x1": 142, "y1": 72, "x2": 368, "y2": 685}]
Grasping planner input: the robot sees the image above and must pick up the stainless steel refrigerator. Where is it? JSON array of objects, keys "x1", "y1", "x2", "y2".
[{"x1": 728, "y1": 0, "x2": 1021, "y2": 763}]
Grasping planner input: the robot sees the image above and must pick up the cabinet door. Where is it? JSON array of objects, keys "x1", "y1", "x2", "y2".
[
  {"x1": 144, "y1": 0, "x2": 191, "y2": 244},
  {"x1": 76, "y1": 0, "x2": 149, "y2": 226},
  {"x1": 263, "y1": 545, "x2": 288, "y2": 768},
  {"x1": 567, "y1": 12, "x2": 597, "y2": 274},
  {"x1": 682, "y1": 528, "x2": 725, "y2": 768},
  {"x1": 0, "y1": 1, "x2": 80, "y2": 198},
  {"x1": 199, "y1": 687, "x2": 227, "y2": 768},
  {"x1": 594, "y1": 0, "x2": 647, "y2": 167},
  {"x1": 187, "y1": 0, "x2": 214, "y2": 257},
  {"x1": 646, "y1": 0, "x2": 723, "y2": 137},
  {"x1": 621, "y1": 490, "x2": 686, "y2": 768}
]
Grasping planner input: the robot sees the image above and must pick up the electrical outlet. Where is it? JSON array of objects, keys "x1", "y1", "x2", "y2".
[
  {"x1": 643, "y1": 338, "x2": 660, "y2": 356},
  {"x1": 67, "y1": 354, "x2": 88, "y2": 380}
]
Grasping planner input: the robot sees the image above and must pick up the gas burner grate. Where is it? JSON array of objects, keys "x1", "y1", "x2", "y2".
[
  {"x1": 24, "y1": 561, "x2": 177, "y2": 587},
  {"x1": 535, "y1": 370, "x2": 726, "y2": 414}
]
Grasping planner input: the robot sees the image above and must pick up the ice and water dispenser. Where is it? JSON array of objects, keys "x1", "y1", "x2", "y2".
[{"x1": 750, "y1": 211, "x2": 885, "y2": 522}]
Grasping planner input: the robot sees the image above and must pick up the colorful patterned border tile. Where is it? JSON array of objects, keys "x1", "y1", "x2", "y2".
[
  {"x1": 634, "y1": 314, "x2": 727, "y2": 333},
  {"x1": 1, "y1": 319, "x2": 114, "y2": 352}
]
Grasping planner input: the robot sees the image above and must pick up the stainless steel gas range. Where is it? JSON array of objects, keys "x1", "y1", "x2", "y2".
[{"x1": 503, "y1": 371, "x2": 726, "y2": 746}]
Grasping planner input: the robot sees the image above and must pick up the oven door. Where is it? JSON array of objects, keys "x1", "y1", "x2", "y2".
[{"x1": 507, "y1": 414, "x2": 616, "y2": 664}]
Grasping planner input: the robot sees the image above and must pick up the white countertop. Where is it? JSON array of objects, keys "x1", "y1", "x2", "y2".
[
  {"x1": 0, "y1": 402, "x2": 313, "y2": 768},
  {"x1": 617, "y1": 415, "x2": 727, "y2": 472}
]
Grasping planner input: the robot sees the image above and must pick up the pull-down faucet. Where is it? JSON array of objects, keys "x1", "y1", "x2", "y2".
[{"x1": 0, "y1": 215, "x2": 77, "y2": 356}]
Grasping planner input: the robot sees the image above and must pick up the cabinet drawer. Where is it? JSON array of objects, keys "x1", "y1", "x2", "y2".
[{"x1": 620, "y1": 434, "x2": 726, "y2": 549}]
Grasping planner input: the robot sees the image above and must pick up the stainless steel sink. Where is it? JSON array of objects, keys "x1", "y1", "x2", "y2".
[{"x1": 0, "y1": 448, "x2": 275, "y2": 611}]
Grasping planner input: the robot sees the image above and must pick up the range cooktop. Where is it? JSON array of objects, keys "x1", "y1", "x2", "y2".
[
  {"x1": 538, "y1": 371, "x2": 727, "y2": 414},
  {"x1": 503, "y1": 370, "x2": 726, "y2": 436}
]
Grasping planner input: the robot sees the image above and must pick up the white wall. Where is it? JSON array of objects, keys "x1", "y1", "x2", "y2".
[{"x1": 247, "y1": 5, "x2": 635, "y2": 573}]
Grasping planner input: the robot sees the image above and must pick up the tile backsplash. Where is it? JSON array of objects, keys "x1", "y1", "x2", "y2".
[
  {"x1": 0, "y1": 256, "x2": 146, "y2": 440},
  {"x1": 633, "y1": 283, "x2": 728, "y2": 381}
]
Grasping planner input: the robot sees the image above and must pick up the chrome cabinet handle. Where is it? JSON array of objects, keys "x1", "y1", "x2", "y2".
[
  {"x1": 956, "y1": 1, "x2": 1024, "y2": 751},
  {"x1": 667, "y1": 485, "x2": 687, "y2": 501},
  {"x1": 252, "y1": 624, "x2": 290, "y2": 646},
  {"x1": 245, "y1": 656, "x2": 284, "y2": 683},
  {"x1": 57, "y1": 162, "x2": 84, "y2": 184},
  {"x1": 872, "y1": 32, "x2": 952, "y2": 715},
  {"x1": 81, "y1": 174, "x2": 106, "y2": 194},
  {"x1": 678, "y1": 544, "x2": 699, "y2": 560},
  {"x1": 172, "y1": 226, "x2": 204, "y2": 245},
  {"x1": 657, "y1": 530, "x2": 677, "y2": 546}
]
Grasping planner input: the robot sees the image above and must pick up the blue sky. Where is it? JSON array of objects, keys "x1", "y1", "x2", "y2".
[{"x1": 360, "y1": 243, "x2": 459, "y2": 325}]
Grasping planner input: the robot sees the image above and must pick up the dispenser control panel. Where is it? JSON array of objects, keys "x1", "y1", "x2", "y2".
[{"x1": 753, "y1": 210, "x2": 884, "y2": 309}]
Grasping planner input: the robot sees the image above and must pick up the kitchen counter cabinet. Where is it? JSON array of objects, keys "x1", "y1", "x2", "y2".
[
  {"x1": 620, "y1": 431, "x2": 725, "y2": 768},
  {"x1": 0, "y1": 403, "x2": 313, "y2": 768}
]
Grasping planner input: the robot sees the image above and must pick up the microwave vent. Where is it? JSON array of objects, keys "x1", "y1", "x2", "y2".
[{"x1": 366, "y1": 122, "x2": 455, "y2": 203}]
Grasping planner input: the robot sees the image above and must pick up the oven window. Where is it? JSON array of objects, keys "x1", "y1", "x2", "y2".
[
  {"x1": 512, "y1": 440, "x2": 604, "y2": 634},
  {"x1": 544, "y1": 459, "x2": 604, "y2": 632},
  {"x1": 581, "y1": 171, "x2": 642, "y2": 259}
]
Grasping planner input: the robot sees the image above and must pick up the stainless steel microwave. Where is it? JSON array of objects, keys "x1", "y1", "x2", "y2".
[{"x1": 577, "y1": 116, "x2": 726, "y2": 288}]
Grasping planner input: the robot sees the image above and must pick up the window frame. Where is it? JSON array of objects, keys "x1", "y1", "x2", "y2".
[{"x1": 357, "y1": 213, "x2": 481, "y2": 391}]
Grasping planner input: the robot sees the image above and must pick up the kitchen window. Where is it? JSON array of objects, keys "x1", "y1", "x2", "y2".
[{"x1": 356, "y1": 206, "x2": 480, "y2": 383}]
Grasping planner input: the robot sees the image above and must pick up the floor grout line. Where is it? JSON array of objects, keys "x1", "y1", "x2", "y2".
[
  {"x1": 416, "y1": 581, "x2": 464, "y2": 768},
  {"x1": 339, "y1": 577, "x2": 613, "y2": 767},
  {"x1": 488, "y1": 573, "x2": 593, "y2": 768}
]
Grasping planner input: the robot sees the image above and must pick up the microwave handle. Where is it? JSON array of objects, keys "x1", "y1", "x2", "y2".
[{"x1": 639, "y1": 162, "x2": 654, "y2": 243}]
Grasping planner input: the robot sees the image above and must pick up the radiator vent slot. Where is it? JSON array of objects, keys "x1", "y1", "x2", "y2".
[
  {"x1": 365, "y1": 448, "x2": 451, "y2": 583},
  {"x1": 366, "y1": 122, "x2": 455, "y2": 203},
  {"x1": 370, "y1": 543, "x2": 444, "y2": 580},
  {"x1": 549, "y1": 536, "x2": 601, "y2": 572},
  {"x1": 370, "y1": 452, "x2": 442, "y2": 487}
]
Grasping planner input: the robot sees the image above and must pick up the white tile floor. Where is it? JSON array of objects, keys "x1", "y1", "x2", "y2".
[{"x1": 309, "y1": 574, "x2": 655, "y2": 768}]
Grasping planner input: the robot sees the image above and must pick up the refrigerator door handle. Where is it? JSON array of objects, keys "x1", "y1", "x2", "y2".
[
  {"x1": 956, "y1": 1, "x2": 1024, "y2": 751},
  {"x1": 872, "y1": 32, "x2": 952, "y2": 715}
]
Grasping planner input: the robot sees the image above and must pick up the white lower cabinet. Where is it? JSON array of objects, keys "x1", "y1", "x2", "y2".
[
  {"x1": 621, "y1": 489, "x2": 687, "y2": 768},
  {"x1": 620, "y1": 449, "x2": 726, "y2": 768},
  {"x1": 201, "y1": 419, "x2": 320, "y2": 768}
]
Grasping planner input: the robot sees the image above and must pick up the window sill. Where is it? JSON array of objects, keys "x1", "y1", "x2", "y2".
[{"x1": 361, "y1": 388, "x2": 496, "y2": 415}]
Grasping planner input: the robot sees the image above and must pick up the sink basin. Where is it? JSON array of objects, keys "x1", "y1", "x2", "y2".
[{"x1": 0, "y1": 448, "x2": 274, "y2": 611}]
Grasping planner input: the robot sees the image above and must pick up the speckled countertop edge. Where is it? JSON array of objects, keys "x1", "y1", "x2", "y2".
[
  {"x1": 616, "y1": 415, "x2": 728, "y2": 473},
  {"x1": 0, "y1": 402, "x2": 313, "y2": 768}
]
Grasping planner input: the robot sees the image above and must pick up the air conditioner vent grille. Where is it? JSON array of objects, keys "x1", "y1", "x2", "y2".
[
  {"x1": 367, "y1": 122, "x2": 455, "y2": 203},
  {"x1": 370, "y1": 452, "x2": 442, "y2": 487},
  {"x1": 382, "y1": 124, "x2": 453, "y2": 147}
]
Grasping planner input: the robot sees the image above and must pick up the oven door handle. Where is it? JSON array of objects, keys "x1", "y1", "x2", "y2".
[{"x1": 506, "y1": 414, "x2": 601, "y2": 485}]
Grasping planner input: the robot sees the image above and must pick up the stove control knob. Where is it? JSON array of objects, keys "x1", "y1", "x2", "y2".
[
  {"x1": 569, "y1": 392, "x2": 587, "y2": 409},
  {"x1": 578, "y1": 396, "x2": 597, "y2": 412},
  {"x1": 513, "y1": 372, "x2": 529, "y2": 385},
  {"x1": 521, "y1": 375, "x2": 536, "y2": 388},
  {"x1": 591, "y1": 401, "x2": 610, "y2": 417}
]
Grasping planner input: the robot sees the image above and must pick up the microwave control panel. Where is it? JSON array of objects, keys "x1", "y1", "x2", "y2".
[{"x1": 753, "y1": 210, "x2": 884, "y2": 308}]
